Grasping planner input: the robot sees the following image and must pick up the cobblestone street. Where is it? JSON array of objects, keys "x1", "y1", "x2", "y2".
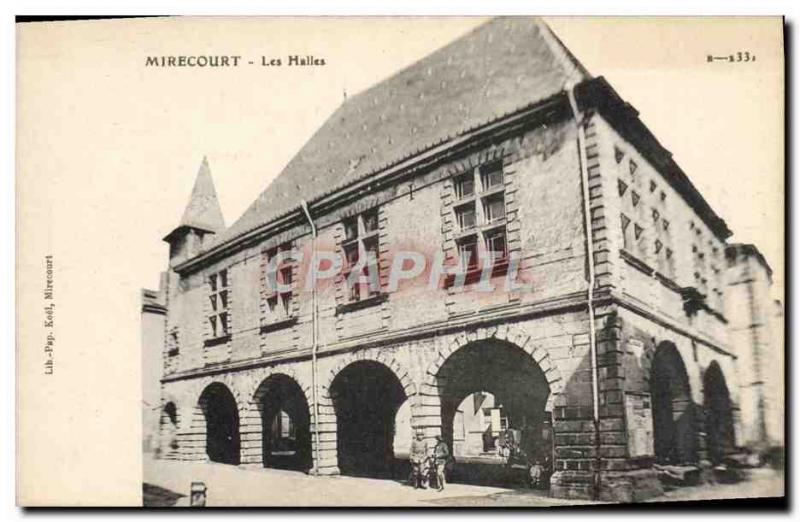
[{"x1": 143, "y1": 457, "x2": 783, "y2": 507}]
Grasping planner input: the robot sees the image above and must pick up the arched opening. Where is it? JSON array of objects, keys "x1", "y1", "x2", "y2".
[
  {"x1": 254, "y1": 374, "x2": 312, "y2": 471},
  {"x1": 198, "y1": 383, "x2": 240, "y2": 465},
  {"x1": 160, "y1": 402, "x2": 179, "y2": 455},
  {"x1": 703, "y1": 362, "x2": 735, "y2": 465},
  {"x1": 330, "y1": 360, "x2": 407, "y2": 478},
  {"x1": 437, "y1": 339, "x2": 552, "y2": 484},
  {"x1": 650, "y1": 342, "x2": 697, "y2": 464}
]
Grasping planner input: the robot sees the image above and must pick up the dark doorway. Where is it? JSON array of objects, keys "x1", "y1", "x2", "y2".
[
  {"x1": 650, "y1": 342, "x2": 697, "y2": 464},
  {"x1": 330, "y1": 361, "x2": 407, "y2": 478},
  {"x1": 437, "y1": 339, "x2": 551, "y2": 486},
  {"x1": 703, "y1": 362, "x2": 735, "y2": 465},
  {"x1": 198, "y1": 383, "x2": 240, "y2": 465},
  {"x1": 254, "y1": 374, "x2": 312, "y2": 471},
  {"x1": 160, "y1": 402, "x2": 179, "y2": 455}
]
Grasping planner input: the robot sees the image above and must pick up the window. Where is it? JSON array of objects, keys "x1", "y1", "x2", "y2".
[
  {"x1": 265, "y1": 243, "x2": 294, "y2": 321},
  {"x1": 455, "y1": 204, "x2": 477, "y2": 231},
  {"x1": 449, "y1": 160, "x2": 511, "y2": 279},
  {"x1": 621, "y1": 213, "x2": 632, "y2": 251},
  {"x1": 342, "y1": 208, "x2": 382, "y2": 302},
  {"x1": 344, "y1": 217, "x2": 359, "y2": 241},
  {"x1": 618, "y1": 178, "x2": 628, "y2": 197},
  {"x1": 482, "y1": 194, "x2": 506, "y2": 224},
  {"x1": 454, "y1": 173, "x2": 475, "y2": 200},
  {"x1": 480, "y1": 161, "x2": 504, "y2": 191},
  {"x1": 614, "y1": 146, "x2": 625, "y2": 164},
  {"x1": 456, "y1": 236, "x2": 479, "y2": 271},
  {"x1": 208, "y1": 269, "x2": 230, "y2": 339},
  {"x1": 484, "y1": 228, "x2": 508, "y2": 264}
]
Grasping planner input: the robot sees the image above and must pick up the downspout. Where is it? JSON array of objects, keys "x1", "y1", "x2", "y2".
[
  {"x1": 300, "y1": 200, "x2": 321, "y2": 474},
  {"x1": 567, "y1": 84, "x2": 602, "y2": 500}
]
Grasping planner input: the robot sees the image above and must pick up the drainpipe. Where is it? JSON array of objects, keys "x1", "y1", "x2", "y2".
[
  {"x1": 300, "y1": 200, "x2": 321, "y2": 474},
  {"x1": 567, "y1": 84, "x2": 602, "y2": 500}
]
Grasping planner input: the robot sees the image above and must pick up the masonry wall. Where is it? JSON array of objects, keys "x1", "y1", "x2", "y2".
[
  {"x1": 726, "y1": 253, "x2": 784, "y2": 447},
  {"x1": 162, "y1": 113, "x2": 590, "y2": 384}
]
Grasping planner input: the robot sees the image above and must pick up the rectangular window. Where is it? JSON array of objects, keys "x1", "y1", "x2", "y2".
[
  {"x1": 454, "y1": 173, "x2": 475, "y2": 199},
  {"x1": 456, "y1": 236, "x2": 479, "y2": 271},
  {"x1": 265, "y1": 243, "x2": 294, "y2": 321},
  {"x1": 448, "y1": 159, "x2": 510, "y2": 283},
  {"x1": 342, "y1": 208, "x2": 382, "y2": 302},
  {"x1": 363, "y1": 208, "x2": 379, "y2": 234},
  {"x1": 344, "y1": 217, "x2": 359, "y2": 242},
  {"x1": 455, "y1": 204, "x2": 476, "y2": 231},
  {"x1": 208, "y1": 268, "x2": 230, "y2": 338},
  {"x1": 484, "y1": 228, "x2": 507, "y2": 265},
  {"x1": 482, "y1": 194, "x2": 506, "y2": 224},
  {"x1": 480, "y1": 161, "x2": 504, "y2": 191}
]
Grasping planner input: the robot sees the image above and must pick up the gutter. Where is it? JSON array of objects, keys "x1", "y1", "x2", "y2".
[
  {"x1": 567, "y1": 84, "x2": 602, "y2": 500},
  {"x1": 300, "y1": 200, "x2": 322, "y2": 474}
]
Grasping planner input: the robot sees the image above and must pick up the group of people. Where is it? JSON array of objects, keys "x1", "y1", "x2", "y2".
[{"x1": 408, "y1": 431, "x2": 451, "y2": 491}]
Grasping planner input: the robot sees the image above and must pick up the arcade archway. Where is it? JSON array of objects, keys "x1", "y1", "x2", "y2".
[
  {"x1": 703, "y1": 362, "x2": 735, "y2": 465},
  {"x1": 160, "y1": 402, "x2": 179, "y2": 456},
  {"x1": 254, "y1": 374, "x2": 312, "y2": 471},
  {"x1": 436, "y1": 339, "x2": 552, "y2": 482},
  {"x1": 198, "y1": 383, "x2": 240, "y2": 465},
  {"x1": 650, "y1": 342, "x2": 697, "y2": 464},
  {"x1": 330, "y1": 360, "x2": 407, "y2": 478}
]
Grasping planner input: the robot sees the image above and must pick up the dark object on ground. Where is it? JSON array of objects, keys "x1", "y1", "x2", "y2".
[
  {"x1": 713, "y1": 465, "x2": 745, "y2": 484},
  {"x1": 143, "y1": 483, "x2": 185, "y2": 507},
  {"x1": 653, "y1": 464, "x2": 701, "y2": 486}
]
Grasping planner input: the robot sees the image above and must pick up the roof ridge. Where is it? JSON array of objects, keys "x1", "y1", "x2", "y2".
[{"x1": 209, "y1": 17, "x2": 588, "y2": 248}]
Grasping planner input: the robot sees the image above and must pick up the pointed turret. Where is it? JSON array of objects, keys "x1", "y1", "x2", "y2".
[{"x1": 164, "y1": 157, "x2": 225, "y2": 265}]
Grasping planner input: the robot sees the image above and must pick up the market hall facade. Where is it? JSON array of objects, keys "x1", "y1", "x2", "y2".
[{"x1": 145, "y1": 18, "x2": 782, "y2": 501}]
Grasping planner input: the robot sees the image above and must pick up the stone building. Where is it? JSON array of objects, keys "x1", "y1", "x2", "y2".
[
  {"x1": 149, "y1": 18, "x2": 780, "y2": 501},
  {"x1": 141, "y1": 280, "x2": 167, "y2": 455},
  {"x1": 725, "y1": 244, "x2": 784, "y2": 450}
]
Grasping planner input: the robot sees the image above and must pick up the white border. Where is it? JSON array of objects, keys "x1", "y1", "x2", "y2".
[{"x1": 3, "y1": 1, "x2": 796, "y2": 520}]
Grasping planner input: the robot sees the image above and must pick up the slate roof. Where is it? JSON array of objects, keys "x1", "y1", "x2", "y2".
[
  {"x1": 166, "y1": 156, "x2": 226, "y2": 241},
  {"x1": 210, "y1": 17, "x2": 589, "y2": 247}
]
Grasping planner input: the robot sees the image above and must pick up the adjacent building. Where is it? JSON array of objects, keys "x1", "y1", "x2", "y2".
[{"x1": 144, "y1": 18, "x2": 783, "y2": 501}]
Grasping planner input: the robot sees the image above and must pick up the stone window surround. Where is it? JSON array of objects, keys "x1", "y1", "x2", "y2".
[
  {"x1": 449, "y1": 160, "x2": 510, "y2": 280},
  {"x1": 262, "y1": 241, "x2": 297, "y2": 327},
  {"x1": 340, "y1": 207, "x2": 383, "y2": 304},
  {"x1": 205, "y1": 268, "x2": 231, "y2": 345}
]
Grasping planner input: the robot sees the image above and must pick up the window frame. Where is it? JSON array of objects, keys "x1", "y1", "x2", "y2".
[
  {"x1": 207, "y1": 268, "x2": 230, "y2": 340},
  {"x1": 447, "y1": 160, "x2": 510, "y2": 286},
  {"x1": 264, "y1": 243, "x2": 296, "y2": 323},
  {"x1": 341, "y1": 208, "x2": 382, "y2": 303}
]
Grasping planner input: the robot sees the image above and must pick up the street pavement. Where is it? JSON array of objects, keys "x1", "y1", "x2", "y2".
[{"x1": 143, "y1": 457, "x2": 783, "y2": 507}]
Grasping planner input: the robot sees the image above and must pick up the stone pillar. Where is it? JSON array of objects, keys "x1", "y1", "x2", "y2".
[
  {"x1": 413, "y1": 382, "x2": 443, "y2": 445},
  {"x1": 239, "y1": 403, "x2": 263, "y2": 467},
  {"x1": 310, "y1": 393, "x2": 340, "y2": 475}
]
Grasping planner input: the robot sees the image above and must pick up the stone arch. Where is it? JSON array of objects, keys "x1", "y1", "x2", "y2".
[
  {"x1": 703, "y1": 360, "x2": 736, "y2": 464},
  {"x1": 158, "y1": 400, "x2": 180, "y2": 459},
  {"x1": 243, "y1": 370, "x2": 314, "y2": 471},
  {"x1": 649, "y1": 341, "x2": 698, "y2": 464},
  {"x1": 321, "y1": 349, "x2": 416, "y2": 400},
  {"x1": 419, "y1": 325, "x2": 561, "y2": 479},
  {"x1": 321, "y1": 350, "x2": 414, "y2": 478},
  {"x1": 421, "y1": 324, "x2": 565, "y2": 403},
  {"x1": 191, "y1": 381, "x2": 242, "y2": 465}
]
